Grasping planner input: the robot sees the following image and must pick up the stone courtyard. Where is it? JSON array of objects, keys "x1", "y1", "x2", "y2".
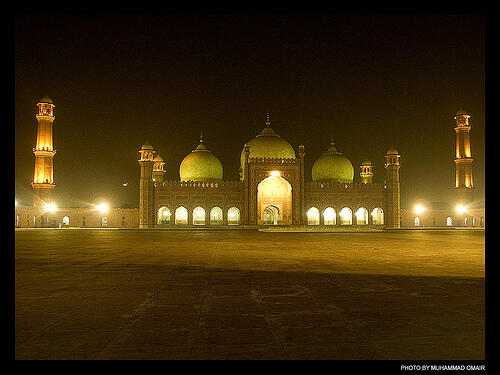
[{"x1": 14, "y1": 229, "x2": 485, "y2": 360}]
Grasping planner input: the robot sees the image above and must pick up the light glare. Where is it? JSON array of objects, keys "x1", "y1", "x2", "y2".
[
  {"x1": 45, "y1": 203, "x2": 57, "y2": 212},
  {"x1": 414, "y1": 205, "x2": 425, "y2": 214},
  {"x1": 96, "y1": 203, "x2": 109, "y2": 213}
]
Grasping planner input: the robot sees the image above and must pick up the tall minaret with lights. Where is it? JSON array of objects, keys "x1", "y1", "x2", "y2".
[
  {"x1": 454, "y1": 109, "x2": 474, "y2": 204},
  {"x1": 138, "y1": 141, "x2": 156, "y2": 228},
  {"x1": 384, "y1": 146, "x2": 401, "y2": 228},
  {"x1": 32, "y1": 96, "x2": 56, "y2": 208}
]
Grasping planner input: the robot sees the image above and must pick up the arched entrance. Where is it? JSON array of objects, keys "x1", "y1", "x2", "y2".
[
  {"x1": 62, "y1": 216, "x2": 70, "y2": 227},
  {"x1": 257, "y1": 174, "x2": 292, "y2": 225},
  {"x1": 263, "y1": 205, "x2": 280, "y2": 225}
]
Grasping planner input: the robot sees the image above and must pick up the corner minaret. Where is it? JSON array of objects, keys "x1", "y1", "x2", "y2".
[
  {"x1": 454, "y1": 109, "x2": 474, "y2": 204},
  {"x1": 384, "y1": 146, "x2": 401, "y2": 228},
  {"x1": 32, "y1": 96, "x2": 56, "y2": 208},
  {"x1": 138, "y1": 141, "x2": 156, "y2": 228}
]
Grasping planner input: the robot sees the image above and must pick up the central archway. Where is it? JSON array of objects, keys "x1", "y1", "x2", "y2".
[{"x1": 257, "y1": 174, "x2": 292, "y2": 225}]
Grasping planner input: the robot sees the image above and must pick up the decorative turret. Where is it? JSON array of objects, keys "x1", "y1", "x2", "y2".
[
  {"x1": 453, "y1": 109, "x2": 474, "y2": 204},
  {"x1": 384, "y1": 146, "x2": 401, "y2": 228},
  {"x1": 139, "y1": 141, "x2": 155, "y2": 161},
  {"x1": 360, "y1": 158, "x2": 373, "y2": 184},
  {"x1": 32, "y1": 95, "x2": 56, "y2": 208},
  {"x1": 152, "y1": 154, "x2": 166, "y2": 183}
]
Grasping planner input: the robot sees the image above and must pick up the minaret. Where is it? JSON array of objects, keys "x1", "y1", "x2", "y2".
[
  {"x1": 32, "y1": 96, "x2": 56, "y2": 208},
  {"x1": 454, "y1": 109, "x2": 474, "y2": 204},
  {"x1": 360, "y1": 159, "x2": 374, "y2": 184},
  {"x1": 384, "y1": 146, "x2": 401, "y2": 228},
  {"x1": 138, "y1": 141, "x2": 156, "y2": 228}
]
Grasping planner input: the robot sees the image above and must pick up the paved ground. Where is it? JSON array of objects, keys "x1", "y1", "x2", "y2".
[{"x1": 15, "y1": 229, "x2": 485, "y2": 360}]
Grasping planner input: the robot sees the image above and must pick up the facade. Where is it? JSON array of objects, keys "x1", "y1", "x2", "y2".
[
  {"x1": 15, "y1": 97, "x2": 484, "y2": 230},
  {"x1": 15, "y1": 205, "x2": 139, "y2": 229},
  {"x1": 138, "y1": 115, "x2": 399, "y2": 229},
  {"x1": 401, "y1": 207, "x2": 485, "y2": 228}
]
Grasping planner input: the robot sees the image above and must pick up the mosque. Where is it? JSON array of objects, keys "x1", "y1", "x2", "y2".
[
  {"x1": 14, "y1": 97, "x2": 484, "y2": 229},
  {"x1": 137, "y1": 111, "x2": 397, "y2": 229}
]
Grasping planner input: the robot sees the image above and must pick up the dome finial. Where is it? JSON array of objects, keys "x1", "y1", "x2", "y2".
[
  {"x1": 265, "y1": 111, "x2": 271, "y2": 126},
  {"x1": 200, "y1": 130, "x2": 204, "y2": 143}
]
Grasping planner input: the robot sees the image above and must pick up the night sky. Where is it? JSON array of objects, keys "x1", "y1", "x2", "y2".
[{"x1": 15, "y1": 15, "x2": 485, "y2": 209}]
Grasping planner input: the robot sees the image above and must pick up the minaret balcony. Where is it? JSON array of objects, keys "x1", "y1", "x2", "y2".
[
  {"x1": 31, "y1": 182, "x2": 56, "y2": 189},
  {"x1": 33, "y1": 148, "x2": 56, "y2": 156},
  {"x1": 36, "y1": 114, "x2": 55, "y2": 121},
  {"x1": 454, "y1": 157, "x2": 473, "y2": 163}
]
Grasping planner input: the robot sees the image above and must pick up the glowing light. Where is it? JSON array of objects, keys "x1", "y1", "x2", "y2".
[
  {"x1": 340, "y1": 208, "x2": 351, "y2": 219},
  {"x1": 323, "y1": 207, "x2": 336, "y2": 225},
  {"x1": 414, "y1": 205, "x2": 425, "y2": 214},
  {"x1": 15, "y1": 200, "x2": 17, "y2": 207},
  {"x1": 456, "y1": 205, "x2": 466, "y2": 214},
  {"x1": 307, "y1": 207, "x2": 320, "y2": 225},
  {"x1": 339, "y1": 207, "x2": 352, "y2": 225},
  {"x1": 45, "y1": 203, "x2": 57, "y2": 212},
  {"x1": 96, "y1": 203, "x2": 109, "y2": 213},
  {"x1": 270, "y1": 171, "x2": 281, "y2": 177}
]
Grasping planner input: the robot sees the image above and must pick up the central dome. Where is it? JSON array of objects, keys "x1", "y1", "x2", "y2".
[
  {"x1": 179, "y1": 136, "x2": 223, "y2": 182},
  {"x1": 312, "y1": 140, "x2": 354, "y2": 183},
  {"x1": 240, "y1": 115, "x2": 296, "y2": 178}
]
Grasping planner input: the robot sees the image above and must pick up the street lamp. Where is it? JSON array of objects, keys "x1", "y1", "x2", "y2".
[{"x1": 45, "y1": 203, "x2": 57, "y2": 212}]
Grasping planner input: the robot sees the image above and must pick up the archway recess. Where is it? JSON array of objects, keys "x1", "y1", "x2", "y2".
[{"x1": 257, "y1": 174, "x2": 292, "y2": 225}]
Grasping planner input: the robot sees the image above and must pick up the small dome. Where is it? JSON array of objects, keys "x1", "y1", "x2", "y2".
[
  {"x1": 240, "y1": 115, "x2": 296, "y2": 176},
  {"x1": 38, "y1": 96, "x2": 53, "y2": 104},
  {"x1": 361, "y1": 158, "x2": 372, "y2": 166},
  {"x1": 141, "y1": 141, "x2": 154, "y2": 150},
  {"x1": 312, "y1": 141, "x2": 354, "y2": 183},
  {"x1": 179, "y1": 137, "x2": 223, "y2": 182},
  {"x1": 154, "y1": 154, "x2": 164, "y2": 162},
  {"x1": 386, "y1": 145, "x2": 399, "y2": 155},
  {"x1": 456, "y1": 109, "x2": 469, "y2": 116}
]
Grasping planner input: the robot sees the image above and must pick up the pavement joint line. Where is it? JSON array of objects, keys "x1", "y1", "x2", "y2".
[
  {"x1": 252, "y1": 288, "x2": 289, "y2": 360},
  {"x1": 88, "y1": 248, "x2": 201, "y2": 359},
  {"x1": 189, "y1": 247, "x2": 217, "y2": 360}
]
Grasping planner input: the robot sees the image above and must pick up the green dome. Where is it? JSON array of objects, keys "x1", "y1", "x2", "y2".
[
  {"x1": 312, "y1": 141, "x2": 354, "y2": 183},
  {"x1": 240, "y1": 118, "x2": 296, "y2": 176},
  {"x1": 180, "y1": 138, "x2": 223, "y2": 182}
]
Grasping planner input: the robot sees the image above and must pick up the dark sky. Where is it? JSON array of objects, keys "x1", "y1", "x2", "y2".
[{"x1": 15, "y1": 15, "x2": 485, "y2": 209}]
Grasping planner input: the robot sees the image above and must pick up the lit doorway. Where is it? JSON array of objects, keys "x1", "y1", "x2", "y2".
[
  {"x1": 263, "y1": 205, "x2": 280, "y2": 225},
  {"x1": 257, "y1": 174, "x2": 292, "y2": 225}
]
